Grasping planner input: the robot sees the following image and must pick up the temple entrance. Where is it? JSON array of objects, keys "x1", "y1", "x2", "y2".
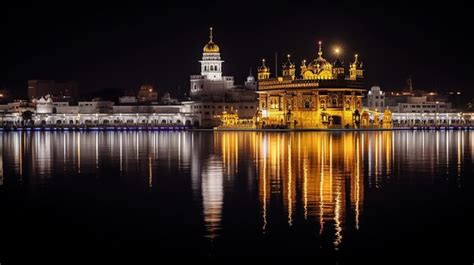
[{"x1": 331, "y1": 116, "x2": 342, "y2": 125}]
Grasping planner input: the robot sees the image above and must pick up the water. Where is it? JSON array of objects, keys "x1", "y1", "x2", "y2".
[{"x1": 0, "y1": 131, "x2": 473, "y2": 261}]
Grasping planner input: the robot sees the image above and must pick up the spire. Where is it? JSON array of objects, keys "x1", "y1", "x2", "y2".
[
  {"x1": 318, "y1": 41, "x2": 323, "y2": 58},
  {"x1": 209, "y1": 27, "x2": 213, "y2": 42},
  {"x1": 249, "y1": 67, "x2": 252, "y2": 76},
  {"x1": 283, "y1": 54, "x2": 294, "y2": 69}
]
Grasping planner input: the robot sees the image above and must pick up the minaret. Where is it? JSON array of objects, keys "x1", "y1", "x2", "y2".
[
  {"x1": 282, "y1": 54, "x2": 296, "y2": 80},
  {"x1": 258, "y1": 59, "x2": 271, "y2": 80},
  {"x1": 245, "y1": 68, "x2": 257, "y2": 90},
  {"x1": 350, "y1": 54, "x2": 363, "y2": 80},
  {"x1": 200, "y1": 27, "x2": 224, "y2": 80},
  {"x1": 317, "y1": 41, "x2": 323, "y2": 59},
  {"x1": 300, "y1": 59, "x2": 307, "y2": 78}
]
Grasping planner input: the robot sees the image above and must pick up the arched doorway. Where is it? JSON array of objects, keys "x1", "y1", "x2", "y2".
[{"x1": 331, "y1": 116, "x2": 342, "y2": 125}]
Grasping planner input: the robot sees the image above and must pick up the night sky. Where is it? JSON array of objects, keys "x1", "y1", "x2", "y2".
[{"x1": 4, "y1": 1, "x2": 472, "y2": 99}]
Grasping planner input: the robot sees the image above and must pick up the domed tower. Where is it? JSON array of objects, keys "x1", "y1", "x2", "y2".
[
  {"x1": 302, "y1": 41, "x2": 333, "y2": 80},
  {"x1": 349, "y1": 54, "x2": 364, "y2": 80},
  {"x1": 245, "y1": 68, "x2": 257, "y2": 90},
  {"x1": 300, "y1": 59, "x2": 307, "y2": 78},
  {"x1": 282, "y1": 54, "x2": 296, "y2": 80},
  {"x1": 258, "y1": 59, "x2": 271, "y2": 80},
  {"x1": 200, "y1": 27, "x2": 224, "y2": 80}
]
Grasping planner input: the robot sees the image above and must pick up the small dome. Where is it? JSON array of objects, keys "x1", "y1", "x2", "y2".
[
  {"x1": 282, "y1": 54, "x2": 295, "y2": 69},
  {"x1": 258, "y1": 59, "x2": 269, "y2": 72},
  {"x1": 203, "y1": 41, "x2": 220, "y2": 53},
  {"x1": 203, "y1": 27, "x2": 220, "y2": 53},
  {"x1": 309, "y1": 57, "x2": 331, "y2": 70}
]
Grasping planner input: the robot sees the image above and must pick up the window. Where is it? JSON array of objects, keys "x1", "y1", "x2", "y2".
[{"x1": 304, "y1": 101, "x2": 310, "y2": 109}]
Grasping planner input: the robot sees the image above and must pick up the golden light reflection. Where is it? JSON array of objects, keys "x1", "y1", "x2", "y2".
[
  {"x1": 255, "y1": 132, "x2": 368, "y2": 246},
  {"x1": 1, "y1": 130, "x2": 471, "y2": 248}
]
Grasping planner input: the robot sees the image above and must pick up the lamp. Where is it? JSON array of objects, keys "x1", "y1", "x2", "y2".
[{"x1": 353, "y1": 109, "x2": 361, "y2": 128}]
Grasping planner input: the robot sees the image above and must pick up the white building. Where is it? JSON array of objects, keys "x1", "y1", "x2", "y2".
[
  {"x1": 388, "y1": 95, "x2": 452, "y2": 113},
  {"x1": 119, "y1": 96, "x2": 138, "y2": 104},
  {"x1": 190, "y1": 30, "x2": 234, "y2": 98},
  {"x1": 185, "y1": 28, "x2": 258, "y2": 127},
  {"x1": 78, "y1": 98, "x2": 114, "y2": 113},
  {"x1": 366, "y1": 86, "x2": 385, "y2": 111}
]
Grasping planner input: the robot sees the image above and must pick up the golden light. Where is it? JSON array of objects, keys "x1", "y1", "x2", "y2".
[{"x1": 334, "y1": 47, "x2": 341, "y2": 56}]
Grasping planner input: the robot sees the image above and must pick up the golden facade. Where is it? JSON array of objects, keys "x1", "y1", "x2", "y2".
[{"x1": 257, "y1": 42, "x2": 366, "y2": 129}]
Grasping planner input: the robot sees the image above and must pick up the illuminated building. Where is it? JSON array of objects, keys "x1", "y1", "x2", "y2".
[
  {"x1": 256, "y1": 41, "x2": 365, "y2": 129},
  {"x1": 184, "y1": 27, "x2": 258, "y2": 128},
  {"x1": 366, "y1": 86, "x2": 385, "y2": 111}
]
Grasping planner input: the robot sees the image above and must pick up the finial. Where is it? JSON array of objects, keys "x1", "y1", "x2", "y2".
[
  {"x1": 249, "y1": 67, "x2": 252, "y2": 76},
  {"x1": 318, "y1": 41, "x2": 323, "y2": 57},
  {"x1": 209, "y1": 27, "x2": 213, "y2": 41},
  {"x1": 262, "y1": 58, "x2": 266, "y2": 66}
]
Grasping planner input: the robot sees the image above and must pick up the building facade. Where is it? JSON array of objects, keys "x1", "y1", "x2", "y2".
[
  {"x1": 184, "y1": 28, "x2": 258, "y2": 128},
  {"x1": 257, "y1": 42, "x2": 365, "y2": 128},
  {"x1": 366, "y1": 86, "x2": 385, "y2": 111}
]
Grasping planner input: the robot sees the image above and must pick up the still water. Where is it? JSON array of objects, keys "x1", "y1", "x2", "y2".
[{"x1": 0, "y1": 131, "x2": 473, "y2": 260}]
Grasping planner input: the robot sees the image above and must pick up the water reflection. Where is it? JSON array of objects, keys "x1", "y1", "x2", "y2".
[
  {"x1": 0, "y1": 130, "x2": 472, "y2": 250},
  {"x1": 253, "y1": 133, "x2": 367, "y2": 247}
]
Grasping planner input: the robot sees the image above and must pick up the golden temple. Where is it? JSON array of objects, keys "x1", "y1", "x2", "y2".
[{"x1": 256, "y1": 41, "x2": 370, "y2": 129}]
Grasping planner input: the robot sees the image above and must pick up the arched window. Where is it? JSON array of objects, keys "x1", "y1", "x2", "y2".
[{"x1": 204, "y1": 66, "x2": 207, "y2": 71}]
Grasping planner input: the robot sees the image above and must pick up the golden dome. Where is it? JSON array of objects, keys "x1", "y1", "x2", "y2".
[
  {"x1": 203, "y1": 27, "x2": 220, "y2": 53},
  {"x1": 203, "y1": 41, "x2": 220, "y2": 53}
]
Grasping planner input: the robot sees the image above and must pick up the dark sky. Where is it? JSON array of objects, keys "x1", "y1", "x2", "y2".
[{"x1": 3, "y1": 1, "x2": 473, "y2": 99}]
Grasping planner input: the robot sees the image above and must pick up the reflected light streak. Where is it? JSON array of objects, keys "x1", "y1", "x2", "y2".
[{"x1": 202, "y1": 157, "x2": 224, "y2": 240}]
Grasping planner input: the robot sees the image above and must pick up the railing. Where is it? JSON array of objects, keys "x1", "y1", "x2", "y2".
[{"x1": 0, "y1": 124, "x2": 194, "y2": 131}]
